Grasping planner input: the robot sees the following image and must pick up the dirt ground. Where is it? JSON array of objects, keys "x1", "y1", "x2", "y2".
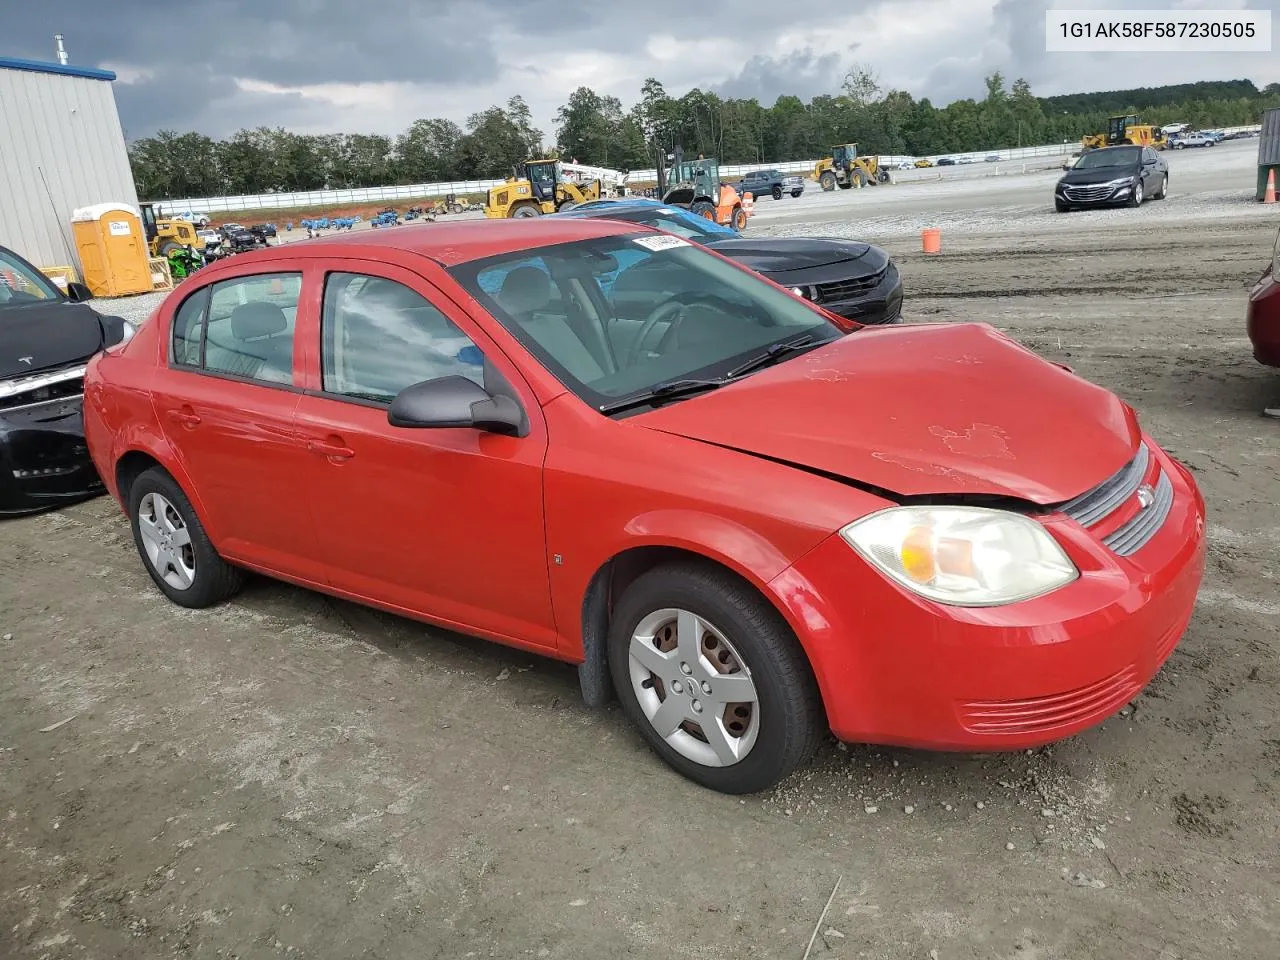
[{"x1": 3, "y1": 168, "x2": 1279, "y2": 960}]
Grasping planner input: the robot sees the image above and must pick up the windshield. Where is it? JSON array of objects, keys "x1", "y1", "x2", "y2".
[
  {"x1": 0, "y1": 249, "x2": 61, "y2": 306},
  {"x1": 1075, "y1": 147, "x2": 1140, "y2": 169},
  {"x1": 449, "y1": 232, "x2": 845, "y2": 411},
  {"x1": 606, "y1": 206, "x2": 734, "y2": 241}
]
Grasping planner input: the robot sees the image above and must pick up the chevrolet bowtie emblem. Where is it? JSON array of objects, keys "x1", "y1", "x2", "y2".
[
  {"x1": 18, "y1": 356, "x2": 33, "y2": 365},
  {"x1": 1136, "y1": 485, "x2": 1155, "y2": 509}
]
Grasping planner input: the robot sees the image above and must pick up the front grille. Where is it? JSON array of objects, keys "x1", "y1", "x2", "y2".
[
  {"x1": 0, "y1": 364, "x2": 87, "y2": 412},
  {"x1": 959, "y1": 664, "x2": 1141, "y2": 735},
  {"x1": 1063, "y1": 183, "x2": 1117, "y2": 202},
  {"x1": 816, "y1": 267, "x2": 887, "y2": 302},
  {"x1": 1057, "y1": 442, "x2": 1172, "y2": 556},
  {"x1": 1104, "y1": 470, "x2": 1173, "y2": 556}
]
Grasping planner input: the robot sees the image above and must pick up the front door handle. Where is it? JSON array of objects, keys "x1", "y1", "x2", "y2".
[
  {"x1": 165, "y1": 406, "x2": 201, "y2": 428},
  {"x1": 306, "y1": 437, "x2": 355, "y2": 460}
]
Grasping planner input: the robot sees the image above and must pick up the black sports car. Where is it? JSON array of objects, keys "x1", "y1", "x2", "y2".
[
  {"x1": 553, "y1": 199, "x2": 904, "y2": 325},
  {"x1": 0, "y1": 244, "x2": 135, "y2": 515}
]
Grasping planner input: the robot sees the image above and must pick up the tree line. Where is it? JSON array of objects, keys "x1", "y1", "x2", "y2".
[{"x1": 129, "y1": 74, "x2": 1280, "y2": 201}]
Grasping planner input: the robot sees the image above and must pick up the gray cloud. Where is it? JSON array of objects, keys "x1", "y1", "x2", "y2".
[{"x1": 9, "y1": 0, "x2": 1279, "y2": 142}]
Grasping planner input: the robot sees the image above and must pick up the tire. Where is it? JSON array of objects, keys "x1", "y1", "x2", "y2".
[
  {"x1": 1128, "y1": 179, "x2": 1144, "y2": 208},
  {"x1": 1055, "y1": 199, "x2": 1070, "y2": 213},
  {"x1": 690, "y1": 199, "x2": 716, "y2": 221},
  {"x1": 607, "y1": 561, "x2": 824, "y2": 794},
  {"x1": 853, "y1": 169, "x2": 868, "y2": 188},
  {"x1": 510, "y1": 203, "x2": 541, "y2": 218},
  {"x1": 819, "y1": 171, "x2": 837, "y2": 191},
  {"x1": 731, "y1": 206, "x2": 748, "y2": 231},
  {"x1": 127, "y1": 466, "x2": 244, "y2": 609},
  {"x1": 771, "y1": 185, "x2": 783, "y2": 200},
  {"x1": 1153, "y1": 174, "x2": 1168, "y2": 200},
  {"x1": 790, "y1": 189, "x2": 802, "y2": 198},
  {"x1": 557, "y1": 200, "x2": 578, "y2": 212},
  {"x1": 157, "y1": 239, "x2": 183, "y2": 257},
  {"x1": 1173, "y1": 142, "x2": 1184, "y2": 150}
]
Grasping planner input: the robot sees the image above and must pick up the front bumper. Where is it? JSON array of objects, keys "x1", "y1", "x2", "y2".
[
  {"x1": 786, "y1": 261, "x2": 904, "y2": 325},
  {"x1": 1056, "y1": 178, "x2": 1138, "y2": 206},
  {"x1": 0, "y1": 399, "x2": 104, "y2": 516},
  {"x1": 770, "y1": 440, "x2": 1206, "y2": 750},
  {"x1": 1246, "y1": 267, "x2": 1280, "y2": 367}
]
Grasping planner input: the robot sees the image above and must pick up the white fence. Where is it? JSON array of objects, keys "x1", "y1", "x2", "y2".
[{"x1": 160, "y1": 124, "x2": 1263, "y2": 215}]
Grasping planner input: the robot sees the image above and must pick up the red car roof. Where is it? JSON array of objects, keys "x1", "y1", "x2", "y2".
[{"x1": 280, "y1": 217, "x2": 652, "y2": 266}]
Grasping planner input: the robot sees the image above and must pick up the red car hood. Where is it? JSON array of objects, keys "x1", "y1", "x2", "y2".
[{"x1": 636, "y1": 323, "x2": 1140, "y2": 504}]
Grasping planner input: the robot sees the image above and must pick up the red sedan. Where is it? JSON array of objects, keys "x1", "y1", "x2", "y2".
[
  {"x1": 1247, "y1": 225, "x2": 1280, "y2": 367},
  {"x1": 82, "y1": 219, "x2": 1206, "y2": 794}
]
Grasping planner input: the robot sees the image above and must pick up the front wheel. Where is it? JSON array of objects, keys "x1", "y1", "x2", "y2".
[
  {"x1": 771, "y1": 185, "x2": 782, "y2": 200},
  {"x1": 1153, "y1": 173, "x2": 1168, "y2": 200},
  {"x1": 510, "y1": 203, "x2": 541, "y2": 218},
  {"x1": 1128, "y1": 179, "x2": 1144, "y2": 207},
  {"x1": 819, "y1": 171, "x2": 837, "y2": 191},
  {"x1": 128, "y1": 467, "x2": 244, "y2": 608},
  {"x1": 1055, "y1": 198, "x2": 1070, "y2": 213},
  {"x1": 690, "y1": 199, "x2": 717, "y2": 221},
  {"x1": 731, "y1": 206, "x2": 748, "y2": 231},
  {"x1": 607, "y1": 562, "x2": 824, "y2": 794}
]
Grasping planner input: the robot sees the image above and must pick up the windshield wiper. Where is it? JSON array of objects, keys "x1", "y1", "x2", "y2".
[
  {"x1": 598, "y1": 377, "x2": 727, "y2": 415},
  {"x1": 724, "y1": 334, "x2": 826, "y2": 379}
]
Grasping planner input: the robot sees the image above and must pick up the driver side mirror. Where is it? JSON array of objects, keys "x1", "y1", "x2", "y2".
[
  {"x1": 388, "y1": 376, "x2": 524, "y2": 436},
  {"x1": 66, "y1": 281, "x2": 94, "y2": 302}
]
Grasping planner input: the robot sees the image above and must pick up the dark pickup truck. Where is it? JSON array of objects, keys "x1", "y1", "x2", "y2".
[{"x1": 733, "y1": 168, "x2": 806, "y2": 200}]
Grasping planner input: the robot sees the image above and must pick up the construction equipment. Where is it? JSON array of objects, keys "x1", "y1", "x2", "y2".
[
  {"x1": 138, "y1": 202, "x2": 205, "y2": 257},
  {"x1": 815, "y1": 144, "x2": 891, "y2": 191},
  {"x1": 1081, "y1": 115, "x2": 1168, "y2": 152},
  {"x1": 660, "y1": 157, "x2": 749, "y2": 230},
  {"x1": 483, "y1": 160, "x2": 604, "y2": 218}
]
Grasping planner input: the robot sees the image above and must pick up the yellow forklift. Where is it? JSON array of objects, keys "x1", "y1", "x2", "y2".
[
  {"x1": 483, "y1": 160, "x2": 604, "y2": 217},
  {"x1": 1081, "y1": 115, "x2": 1168, "y2": 151},
  {"x1": 814, "y1": 144, "x2": 890, "y2": 191},
  {"x1": 138, "y1": 202, "x2": 205, "y2": 256}
]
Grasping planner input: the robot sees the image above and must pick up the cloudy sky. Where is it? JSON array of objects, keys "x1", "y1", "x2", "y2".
[{"x1": 9, "y1": 0, "x2": 1279, "y2": 143}]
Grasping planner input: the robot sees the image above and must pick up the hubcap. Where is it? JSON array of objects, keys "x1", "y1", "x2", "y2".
[
  {"x1": 628, "y1": 608, "x2": 760, "y2": 767},
  {"x1": 137, "y1": 492, "x2": 196, "y2": 590}
]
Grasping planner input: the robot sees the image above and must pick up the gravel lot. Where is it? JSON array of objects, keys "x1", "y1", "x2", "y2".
[{"x1": 3, "y1": 139, "x2": 1279, "y2": 960}]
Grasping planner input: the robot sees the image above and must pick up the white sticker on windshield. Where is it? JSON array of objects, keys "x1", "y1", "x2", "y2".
[{"x1": 633, "y1": 234, "x2": 691, "y2": 251}]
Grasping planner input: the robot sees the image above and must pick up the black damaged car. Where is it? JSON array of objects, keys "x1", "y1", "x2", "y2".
[
  {"x1": 1055, "y1": 144, "x2": 1169, "y2": 212},
  {"x1": 553, "y1": 198, "x2": 904, "y2": 324},
  {"x1": 0, "y1": 244, "x2": 136, "y2": 515}
]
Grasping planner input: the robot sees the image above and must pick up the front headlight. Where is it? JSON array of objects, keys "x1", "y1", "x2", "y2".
[{"x1": 839, "y1": 506, "x2": 1078, "y2": 607}]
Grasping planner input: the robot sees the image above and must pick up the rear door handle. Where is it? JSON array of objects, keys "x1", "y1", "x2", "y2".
[
  {"x1": 306, "y1": 438, "x2": 355, "y2": 460},
  {"x1": 165, "y1": 406, "x2": 201, "y2": 428}
]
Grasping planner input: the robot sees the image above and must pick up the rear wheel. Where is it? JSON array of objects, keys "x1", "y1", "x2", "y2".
[
  {"x1": 790, "y1": 189, "x2": 802, "y2": 198},
  {"x1": 127, "y1": 467, "x2": 243, "y2": 609},
  {"x1": 607, "y1": 562, "x2": 824, "y2": 794},
  {"x1": 157, "y1": 239, "x2": 183, "y2": 257},
  {"x1": 691, "y1": 199, "x2": 716, "y2": 221},
  {"x1": 819, "y1": 171, "x2": 837, "y2": 191}
]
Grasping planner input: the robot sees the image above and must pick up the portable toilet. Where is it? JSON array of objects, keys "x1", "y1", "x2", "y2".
[
  {"x1": 1258, "y1": 108, "x2": 1280, "y2": 201},
  {"x1": 71, "y1": 202, "x2": 152, "y2": 297}
]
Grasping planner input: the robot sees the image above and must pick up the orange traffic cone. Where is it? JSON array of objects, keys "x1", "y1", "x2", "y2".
[{"x1": 1266, "y1": 168, "x2": 1276, "y2": 204}]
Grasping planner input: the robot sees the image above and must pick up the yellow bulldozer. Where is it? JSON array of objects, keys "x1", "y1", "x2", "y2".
[
  {"x1": 1081, "y1": 115, "x2": 1168, "y2": 152},
  {"x1": 815, "y1": 144, "x2": 891, "y2": 191},
  {"x1": 139, "y1": 202, "x2": 205, "y2": 256},
  {"x1": 483, "y1": 159, "x2": 604, "y2": 217}
]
